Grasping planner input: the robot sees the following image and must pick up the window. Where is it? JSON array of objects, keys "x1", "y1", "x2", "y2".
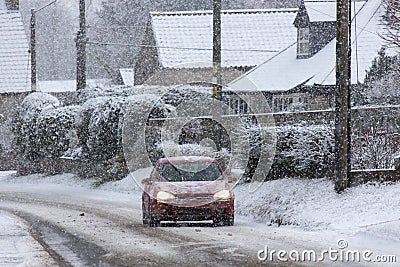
[
  {"x1": 274, "y1": 98, "x2": 278, "y2": 111},
  {"x1": 234, "y1": 99, "x2": 239, "y2": 114},
  {"x1": 158, "y1": 162, "x2": 222, "y2": 182},
  {"x1": 297, "y1": 27, "x2": 310, "y2": 57},
  {"x1": 240, "y1": 99, "x2": 248, "y2": 114}
]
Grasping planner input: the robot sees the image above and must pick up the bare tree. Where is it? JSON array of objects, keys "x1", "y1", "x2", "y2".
[{"x1": 380, "y1": 0, "x2": 400, "y2": 48}]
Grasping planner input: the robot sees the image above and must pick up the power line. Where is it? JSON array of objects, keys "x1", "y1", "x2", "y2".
[
  {"x1": 35, "y1": 0, "x2": 57, "y2": 13},
  {"x1": 87, "y1": 41, "x2": 280, "y2": 53}
]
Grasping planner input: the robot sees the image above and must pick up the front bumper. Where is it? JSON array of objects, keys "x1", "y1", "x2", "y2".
[{"x1": 151, "y1": 198, "x2": 234, "y2": 222}]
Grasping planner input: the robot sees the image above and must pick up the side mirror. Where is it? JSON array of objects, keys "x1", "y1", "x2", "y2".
[{"x1": 141, "y1": 178, "x2": 151, "y2": 185}]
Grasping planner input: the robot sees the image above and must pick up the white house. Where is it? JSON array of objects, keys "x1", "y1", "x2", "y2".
[{"x1": 228, "y1": 0, "x2": 391, "y2": 113}]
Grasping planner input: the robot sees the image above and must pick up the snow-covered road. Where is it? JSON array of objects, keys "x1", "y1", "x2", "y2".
[
  {"x1": 0, "y1": 210, "x2": 55, "y2": 266},
  {"x1": 0, "y1": 170, "x2": 398, "y2": 266},
  {"x1": 0, "y1": 177, "x2": 297, "y2": 266}
]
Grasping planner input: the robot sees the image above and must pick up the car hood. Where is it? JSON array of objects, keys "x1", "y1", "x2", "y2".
[{"x1": 154, "y1": 180, "x2": 228, "y2": 196}]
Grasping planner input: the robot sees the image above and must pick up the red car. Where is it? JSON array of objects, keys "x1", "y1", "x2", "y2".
[{"x1": 141, "y1": 156, "x2": 235, "y2": 226}]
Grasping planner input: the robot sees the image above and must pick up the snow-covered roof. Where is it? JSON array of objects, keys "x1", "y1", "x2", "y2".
[
  {"x1": 0, "y1": 8, "x2": 30, "y2": 93},
  {"x1": 150, "y1": 8, "x2": 298, "y2": 68},
  {"x1": 305, "y1": 1, "x2": 336, "y2": 22},
  {"x1": 305, "y1": 0, "x2": 365, "y2": 22},
  {"x1": 228, "y1": 0, "x2": 388, "y2": 92}
]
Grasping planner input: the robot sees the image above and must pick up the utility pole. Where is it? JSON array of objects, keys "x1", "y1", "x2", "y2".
[
  {"x1": 29, "y1": 1, "x2": 57, "y2": 92},
  {"x1": 30, "y1": 8, "x2": 37, "y2": 92},
  {"x1": 76, "y1": 0, "x2": 87, "y2": 90},
  {"x1": 335, "y1": 0, "x2": 352, "y2": 192},
  {"x1": 212, "y1": 0, "x2": 223, "y2": 151},
  {"x1": 212, "y1": 0, "x2": 222, "y2": 100}
]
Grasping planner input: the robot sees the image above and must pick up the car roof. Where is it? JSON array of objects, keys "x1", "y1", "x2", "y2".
[{"x1": 157, "y1": 156, "x2": 216, "y2": 164}]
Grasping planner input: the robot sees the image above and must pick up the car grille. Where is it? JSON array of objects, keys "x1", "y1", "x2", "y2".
[
  {"x1": 177, "y1": 195, "x2": 213, "y2": 201},
  {"x1": 177, "y1": 208, "x2": 211, "y2": 216}
]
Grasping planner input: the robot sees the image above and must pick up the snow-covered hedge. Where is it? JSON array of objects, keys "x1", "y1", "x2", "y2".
[
  {"x1": 352, "y1": 131, "x2": 400, "y2": 170},
  {"x1": 12, "y1": 92, "x2": 60, "y2": 160},
  {"x1": 269, "y1": 123, "x2": 335, "y2": 179},
  {"x1": 75, "y1": 96, "x2": 109, "y2": 157},
  {"x1": 36, "y1": 105, "x2": 79, "y2": 158},
  {"x1": 86, "y1": 97, "x2": 126, "y2": 161}
]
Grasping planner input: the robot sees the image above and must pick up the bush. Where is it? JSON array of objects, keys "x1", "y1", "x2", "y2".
[
  {"x1": 86, "y1": 97, "x2": 126, "y2": 161},
  {"x1": 12, "y1": 92, "x2": 60, "y2": 161},
  {"x1": 352, "y1": 131, "x2": 400, "y2": 170},
  {"x1": 269, "y1": 123, "x2": 335, "y2": 179},
  {"x1": 36, "y1": 105, "x2": 79, "y2": 158},
  {"x1": 75, "y1": 97, "x2": 110, "y2": 158}
]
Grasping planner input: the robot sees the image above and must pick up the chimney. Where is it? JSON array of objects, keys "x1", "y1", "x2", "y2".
[{"x1": 5, "y1": 0, "x2": 19, "y2": 10}]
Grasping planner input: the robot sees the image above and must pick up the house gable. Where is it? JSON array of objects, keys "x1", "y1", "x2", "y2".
[
  {"x1": 294, "y1": 1, "x2": 337, "y2": 59},
  {"x1": 293, "y1": 1, "x2": 365, "y2": 59},
  {"x1": 134, "y1": 19, "x2": 160, "y2": 85}
]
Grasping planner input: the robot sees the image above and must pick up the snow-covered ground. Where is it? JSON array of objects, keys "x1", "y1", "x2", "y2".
[
  {"x1": 0, "y1": 170, "x2": 399, "y2": 266},
  {"x1": 0, "y1": 212, "x2": 53, "y2": 266},
  {"x1": 235, "y1": 178, "x2": 400, "y2": 265}
]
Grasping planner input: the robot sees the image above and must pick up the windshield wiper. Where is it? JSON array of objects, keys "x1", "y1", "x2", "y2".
[{"x1": 169, "y1": 163, "x2": 185, "y2": 182}]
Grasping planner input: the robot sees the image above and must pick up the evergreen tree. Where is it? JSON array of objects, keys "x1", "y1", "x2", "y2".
[
  {"x1": 360, "y1": 48, "x2": 400, "y2": 105},
  {"x1": 364, "y1": 48, "x2": 397, "y2": 86}
]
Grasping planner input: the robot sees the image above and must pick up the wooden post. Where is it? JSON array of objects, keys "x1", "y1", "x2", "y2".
[
  {"x1": 30, "y1": 8, "x2": 37, "y2": 92},
  {"x1": 335, "y1": 0, "x2": 352, "y2": 192},
  {"x1": 76, "y1": 0, "x2": 86, "y2": 90},
  {"x1": 212, "y1": 0, "x2": 223, "y2": 151},
  {"x1": 212, "y1": 0, "x2": 222, "y2": 100}
]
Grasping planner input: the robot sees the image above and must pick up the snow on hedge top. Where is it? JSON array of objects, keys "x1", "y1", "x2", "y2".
[
  {"x1": 150, "y1": 8, "x2": 298, "y2": 68},
  {"x1": 228, "y1": 0, "x2": 386, "y2": 92},
  {"x1": 21, "y1": 92, "x2": 60, "y2": 110},
  {"x1": 19, "y1": 92, "x2": 60, "y2": 121},
  {"x1": 0, "y1": 9, "x2": 30, "y2": 93},
  {"x1": 21, "y1": 92, "x2": 59, "y2": 111}
]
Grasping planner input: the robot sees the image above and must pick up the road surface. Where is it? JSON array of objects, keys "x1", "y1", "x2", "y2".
[{"x1": 0, "y1": 175, "x2": 360, "y2": 267}]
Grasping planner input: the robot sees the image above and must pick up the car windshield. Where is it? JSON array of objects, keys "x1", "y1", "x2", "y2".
[{"x1": 158, "y1": 162, "x2": 222, "y2": 182}]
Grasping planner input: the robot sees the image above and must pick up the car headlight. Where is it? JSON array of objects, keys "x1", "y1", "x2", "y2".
[
  {"x1": 156, "y1": 191, "x2": 175, "y2": 202},
  {"x1": 213, "y1": 189, "x2": 231, "y2": 200}
]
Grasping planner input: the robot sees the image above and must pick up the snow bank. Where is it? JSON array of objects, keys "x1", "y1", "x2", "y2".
[
  {"x1": 97, "y1": 167, "x2": 153, "y2": 193},
  {"x1": 235, "y1": 178, "x2": 400, "y2": 233},
  {"x1": 0, "y1": 172, "x2": 96, "y2": 189}
]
